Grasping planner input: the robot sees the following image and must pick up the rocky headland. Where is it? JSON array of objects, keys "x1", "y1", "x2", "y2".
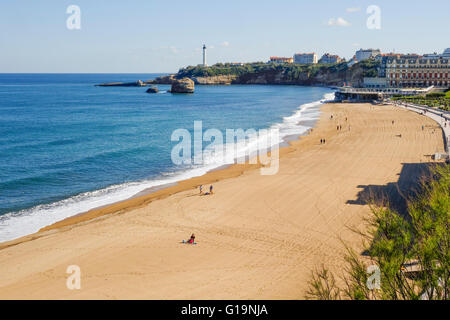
[
  {"x1": 95, "y1": 60, "x2": 379, "y2": 92},
  {"x1": 148, "y1": 60, "x2": 379, "y2": 88}
]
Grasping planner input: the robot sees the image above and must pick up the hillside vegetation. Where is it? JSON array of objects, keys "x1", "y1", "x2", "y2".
[
  {"x1": 168, "y1": 60, "x2": 380, "y2": 87},
  {"x1": 392, "y1": 89, "x2": 450, "y2": 111}
]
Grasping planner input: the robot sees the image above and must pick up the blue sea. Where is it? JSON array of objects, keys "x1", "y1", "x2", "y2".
[{"x1": 0, "y1": 74, "x2": 333, "y2": 241}]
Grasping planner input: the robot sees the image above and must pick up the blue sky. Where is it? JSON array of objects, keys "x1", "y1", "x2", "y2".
[{"x1": 1, "y1": 0, "x2": 449, "y2": 73}]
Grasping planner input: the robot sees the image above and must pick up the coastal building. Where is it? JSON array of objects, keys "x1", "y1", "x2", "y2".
[
  {"x1": 443, "y1": 48, "x2": 450, "y2": 57},
  {"x1": 385, "y1": 49, "x2": 450, "y2": 88},
  {"x1": 269, "y1": 57, "x2": 294, "y2": 64},
  {"x1": 336, "y1": 86, "x2": 434, "y2": 101},
  {"x1": 294, "y1": 53, "x2": 318, "y2": 65},
  {"x1": 377, "y1": 53, "x2": 402, "y2": 78},
  {"x1": 355, "y1": 48, "x2": 381, "y2": 61},
  {"x1": 319, "y1": 53, "x2": 343, "y2": 64},
  {"x1": 363, "y1": 77, "x2": 388, "y2": 88}
]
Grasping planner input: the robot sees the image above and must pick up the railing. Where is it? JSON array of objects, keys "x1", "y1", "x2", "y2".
[
  {"x1": 393, "y1": 101, "x2": 450, "y2": 121},
  {"x1": 338, "y1": 86, "x2": 435, "y2": 95},
  {"x1": 390, "y1": 101, "x2": 450, "y2": 154}
]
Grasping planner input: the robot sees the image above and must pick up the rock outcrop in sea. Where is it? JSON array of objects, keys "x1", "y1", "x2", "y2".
[
  {"x1": 146, "y1": 87, "x2": 159, "y2": 93},
  {"x1": 169, "y1": 78, "x2": 195, "y2": 93},
  {"x1": 146, "y1": 75, "x2": 176, "y2": 85},
  {"x1": 96, "y1": 80, "x2": 146, "y2": 87}
]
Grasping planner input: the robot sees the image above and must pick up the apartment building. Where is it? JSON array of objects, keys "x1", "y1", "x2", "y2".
[
  {"x1": 293, "y1": 53, "x2": 318, "y2": 64},
  {"x1": 319, "y1": 53, "x2": 343, "y2": 64},
  {"x1": 355, "y1": 48, "x2": 381, "y2": 61}
]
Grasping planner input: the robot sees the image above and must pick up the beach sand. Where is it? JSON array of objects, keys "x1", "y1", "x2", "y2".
[{"x1": 0, "y1": 103, "x2": 445, "y2": 299}]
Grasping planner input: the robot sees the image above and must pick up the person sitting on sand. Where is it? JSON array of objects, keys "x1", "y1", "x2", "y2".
[{"x1": 188, "y1": 234, "x2": 195, "y2": 244}]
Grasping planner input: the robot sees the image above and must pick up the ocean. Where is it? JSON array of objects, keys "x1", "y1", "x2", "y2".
[{"x1": 0, "y1": 73, "x2": 333, "y2": 241}]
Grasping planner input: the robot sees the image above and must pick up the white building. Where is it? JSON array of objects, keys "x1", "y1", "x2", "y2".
[
  {"x1": 293, "y1": 53, "x2": 318, "y2": 64},
  {"x1": 443, "y1": 48, "x2": 450, "y2": 57},
  {"x1": 355, "y1": 48, "x2": 381, "y2": 61},
  {"x1": 363, "y1": 77, "x2": 388, "y2": 88}
]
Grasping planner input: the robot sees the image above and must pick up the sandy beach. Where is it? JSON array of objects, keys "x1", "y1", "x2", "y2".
[{"x1": 0, "y1": 102, "x2": 445, "y2": 300}]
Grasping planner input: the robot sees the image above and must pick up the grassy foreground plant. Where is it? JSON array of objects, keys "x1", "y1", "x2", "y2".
[{"x1": 306, "y1": 164, "x2": 450, "y2": 300}]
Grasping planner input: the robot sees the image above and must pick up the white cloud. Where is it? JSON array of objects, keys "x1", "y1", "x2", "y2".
[
  {"x1": 221, "y1": 41, "x2": 230, "y2": 47},
  {"x1": 328, "y1": 17, "x2": 351, "y2": 27},
  {"x1": 346, "y1": 7, "x2": 361, "y2": 13}
]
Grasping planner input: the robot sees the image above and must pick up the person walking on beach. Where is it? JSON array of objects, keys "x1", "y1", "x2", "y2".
[
  {"x1": 209, "y1": 185, "x2": 214, "y2": 195},
  {"x1": 199, "y1": 185, "x2": 203, "y2": 194}
]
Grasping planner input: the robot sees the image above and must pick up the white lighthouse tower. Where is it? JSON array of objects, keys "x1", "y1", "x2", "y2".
[{"x1": 202, "y1": 44, "x2": 207, "y2": 67}]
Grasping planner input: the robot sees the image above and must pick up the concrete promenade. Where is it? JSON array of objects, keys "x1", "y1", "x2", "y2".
[{"x1": 390, "y1": 101, "x2": 449, "y2": 155}]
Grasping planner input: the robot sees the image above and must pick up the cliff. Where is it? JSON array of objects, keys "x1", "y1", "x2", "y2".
[{"x1": 149, "y1": 60, "x2": 379, "y2": 87}]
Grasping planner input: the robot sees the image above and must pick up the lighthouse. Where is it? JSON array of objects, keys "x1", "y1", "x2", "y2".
[{"x1": 202, "y1": 44, "x2": 207, "y2": 67}]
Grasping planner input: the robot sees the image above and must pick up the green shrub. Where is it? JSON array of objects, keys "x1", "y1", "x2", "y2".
[
  {"x1": 426, "y1": 92, "x2": 445, "y2": 98},
  {"x1": 176, "y1": 62, "x2": 351, "y2": 82},
  {"x1": 306, "y1": 164, "x2": 450, "y2": 300}
]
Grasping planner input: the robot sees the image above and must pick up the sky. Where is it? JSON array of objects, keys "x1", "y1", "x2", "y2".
[{"x1": 0, "y1": 0, "x2": 449, "y2": 73}]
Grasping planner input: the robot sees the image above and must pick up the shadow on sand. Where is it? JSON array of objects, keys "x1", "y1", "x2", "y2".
[{"x1": 346, "y1": 162, "x2": 438, "y2": 217}]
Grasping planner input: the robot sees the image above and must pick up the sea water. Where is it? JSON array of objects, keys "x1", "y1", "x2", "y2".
[{"x1": 0, "y1": 73, "x2": 333, "y2": 241}]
